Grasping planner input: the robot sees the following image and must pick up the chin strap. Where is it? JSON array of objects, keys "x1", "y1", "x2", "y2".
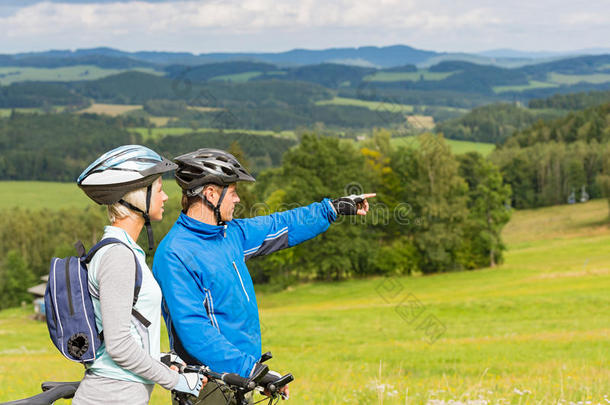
[
  {"x1": 119, "y1": 184, "x2": 155, "y2": 251},
  {"x1": 200, "y1": 186, "x2": 228, "y2": 226}
]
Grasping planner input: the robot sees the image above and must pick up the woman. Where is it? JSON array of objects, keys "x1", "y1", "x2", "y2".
[{"x1": 73, "y1": 145, "x2": 206, "y2": 404}]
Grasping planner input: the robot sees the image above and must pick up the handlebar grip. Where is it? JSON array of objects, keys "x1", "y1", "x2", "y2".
[
  {"x1": 222, "y1": 373, "x2": 255, "y2": 390},
  {"x1": 260, "y1": 373, "x2": 294, "y2": 393},
  {"x1": 271, "y1": 374, "x2": 294, "y2": 391}
]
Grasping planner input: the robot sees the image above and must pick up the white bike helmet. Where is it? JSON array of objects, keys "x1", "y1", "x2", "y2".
[{"x1": 77, "y1": 145, "x2": 177, "y2": 250}]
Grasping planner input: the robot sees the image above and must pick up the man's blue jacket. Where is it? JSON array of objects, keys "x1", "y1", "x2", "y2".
[{"x1": 152, "y1": 199, "x2": 337, "y2": 377}]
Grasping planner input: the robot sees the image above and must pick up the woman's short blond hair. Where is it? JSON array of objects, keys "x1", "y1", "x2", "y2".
[{"x1": 107, "y1": 177, "x2": 161, "y2": 223}]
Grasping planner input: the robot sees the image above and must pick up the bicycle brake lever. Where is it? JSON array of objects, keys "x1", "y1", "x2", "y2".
[
  {"x1": 249, "y1": 362, "x2": 269, "y2": 384},
  {"x1": 259, "y1": 351, "x2": 273, "y2": 363}
]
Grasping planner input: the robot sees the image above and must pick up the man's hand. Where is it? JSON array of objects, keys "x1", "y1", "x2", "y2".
[
  {"x1": 331, "y1": 193, "x2": 376, "y2": 215},
  {"x1": 262, "y1": 370, "x2": 290, "y2": 400}
]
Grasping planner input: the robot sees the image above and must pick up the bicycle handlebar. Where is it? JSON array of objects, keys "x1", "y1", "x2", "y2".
[
  {"x1": 176, "y1": 362, "x2": 292, "y2": 403},
  {"x1": 182, "y1": 365, "x2": 257, "y2": 390}
]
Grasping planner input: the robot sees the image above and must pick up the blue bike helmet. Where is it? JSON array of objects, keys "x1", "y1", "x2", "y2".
[{"x1": 77, "y1": 145, "x2": 177, "y2": 250}]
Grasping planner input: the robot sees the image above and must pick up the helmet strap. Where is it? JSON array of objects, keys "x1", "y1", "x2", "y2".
[
  {"x1": 200, "y1": 185, "x2": 228, "y2": 226},
  {"x1": 118, "y1": 184, "x2": 155, "y2": 251}
]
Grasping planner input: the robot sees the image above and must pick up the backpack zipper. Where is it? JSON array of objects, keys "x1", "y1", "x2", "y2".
[
  {"x1": 65, "y1": 258, "x2": 74, "y2": 316},
  {"x1": 232, "y1": 261, "x2": 250, "y2": 302}
]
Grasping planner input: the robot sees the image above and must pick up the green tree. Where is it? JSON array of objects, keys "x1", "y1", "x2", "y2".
[
  {"x1": 458, "y1": 152, "x2": 512, "y2": 267},
  {"x1": 0, "y1": 250, "x2": 36, "y2": 309},
  {"x1": 249, "y1": 133, "x2": 376, "y2": 281},
  {"x1": 596, "y1": 143, "x2": 610, "y2": 219},
  {"x1": 389, "y1": 133, "x2": 469, "y2": 272}
]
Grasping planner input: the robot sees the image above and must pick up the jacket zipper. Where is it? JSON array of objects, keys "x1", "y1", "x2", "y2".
[
  {"x1": 232, "y1": 261, "x2": 250, "y2": 302},
  {"x1": 65, "y1": 258, "x2": 74, "y2": 316}
]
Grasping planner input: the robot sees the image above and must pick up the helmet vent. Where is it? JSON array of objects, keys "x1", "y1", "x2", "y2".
[{"x1": 221, "y1": 166, "x2": 234, "y2": 175}]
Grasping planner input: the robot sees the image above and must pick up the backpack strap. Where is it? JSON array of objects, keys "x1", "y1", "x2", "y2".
[{"x1": 81, "y1": 238, "x2": 151, "y2": 329}]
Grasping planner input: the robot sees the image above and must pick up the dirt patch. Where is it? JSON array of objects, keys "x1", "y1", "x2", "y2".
[{"x1": 78, "y1": 103, "x2": 142, "y2": 116}]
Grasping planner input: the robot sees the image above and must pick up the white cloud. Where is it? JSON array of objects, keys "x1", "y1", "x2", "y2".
[{"x1": 0, "y1": 0, "x2": 609, "y2": 53}]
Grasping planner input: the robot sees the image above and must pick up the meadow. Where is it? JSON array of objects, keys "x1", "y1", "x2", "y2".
[
  {"x1": 493, "y1": 72, "x2": 610, "y2": 94},
  {"x1": 77, "y1": 103, "x2": 143, "y2": 116},
  {"x1": 0, "y1": 181, "x2": 183, "y2": 211},
  {"x1": 209, "y1": 71, "x2": 264, "y2": 83},
  {"x1": 0, "y1": 66, "x2": 161, "y2": 85},
  {"x1": 0, "y1": 108, "x2": 43, "y2": 117},
  {"x1": 493, "y1": 81, "x2": 558, "y2": 94},
  {"x1": 316, "y1": 97, "x2": 415, "y2": 113},
  {"x1": 0, "y1": 197, "x2": 608, "y2": 404},
  {"x1": 389, "y1": 136, "x2": 496, "y2": 156},
  {"x1": 363, "y1": 71, "x2": 454, "y2": 82},
  {"x1": 548, "y1": 73, "x2": 610, "y2": 86}
]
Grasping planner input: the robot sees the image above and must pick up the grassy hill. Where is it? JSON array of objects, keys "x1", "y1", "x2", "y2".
[
  {"x1": 0, "y1": 180, "x2": 183, "y2": 211},
  {"x1": 0, "y1": 200, "x2": 608, "y2": 404},
  {"x1": 389, "y1": 136, "x2": 496, "y2": 156},
  {"x1": 0, "y1": 66, "x2": 160, "y2": 85}
]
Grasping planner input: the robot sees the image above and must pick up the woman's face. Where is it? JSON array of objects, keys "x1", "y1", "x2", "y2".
[{"x1": 149, "y1": 177, "x2": 169, "y2": 222}]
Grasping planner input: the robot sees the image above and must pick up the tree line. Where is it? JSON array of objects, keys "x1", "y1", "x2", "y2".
[
  {"x1": 490, "y1": 103, "x2": 610, "y2": 208},
  {"x1": 435, "y1": 103, "x2": 546, "y2": 144},
  {"x1": 0, "y1": 113, "x2": 297, "y2": 181}
]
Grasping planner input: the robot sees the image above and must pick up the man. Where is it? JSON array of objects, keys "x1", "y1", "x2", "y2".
[{"x1": 153, "y1": 148, "x2": 374, "y2": 404}]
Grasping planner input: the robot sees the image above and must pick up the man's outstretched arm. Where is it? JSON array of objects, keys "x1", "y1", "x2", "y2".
[{"x1": 234, "y1": 194, "x2": 375, "y2": 260}]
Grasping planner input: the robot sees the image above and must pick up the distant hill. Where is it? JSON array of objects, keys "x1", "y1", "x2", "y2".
[
  {"x1": 2, "y1": 45, "x2": 440, "y2": 69},
  {"x1": 505, "y1": 102, "x2": 610, "y2": 147},
  {"x1": 3, "y1": 46, "x2": 610, "y2": 74},
  {"x1": 0, "y1": 53, "x2": 157, "y2": 70},
  {"x1": 520, "y1": 54, "x2": 610, "y2": 76},
  {"x1": 0, "y1": 45, "x2": 544, "y2": 69},
  {"x1": 164, "y1": 62, "x2": 278, "y2": 82},
  {"x1": 478, "y1": 48, "x2": 610, "y2": 59},
  {"x1": 436, "y1": 89, "x2": 610, "y2": 144},
  {"x1": 529, "y1": 90, "x2": 610, "y2": 110},
  {"x1": 435, "y1": 103, "x2": 549, "y2": 144}
]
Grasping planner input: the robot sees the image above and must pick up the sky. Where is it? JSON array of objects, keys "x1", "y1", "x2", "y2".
[{"x1": 1, "y1": 0, "x2": 610, "y2": 55}]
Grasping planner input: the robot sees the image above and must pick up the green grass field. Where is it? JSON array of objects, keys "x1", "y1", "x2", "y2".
[
  {"x1": 493, "y1": 71, "x2": 610, "y2": 94},
  {"x1": 0, "y1": 181, "x2": 184, "y2": 211},
  {"x1": 0, "y1": 199, "x2": 608, "y2": 403},
  {"x1": 364, "y1": 71, "x2": 454, "y2": 82},
  {"x1": 0, "y1": 108, "x2": 44, "y2": 117},
  {"x1": 0, "y1": 66, "x2": 161, "y2": 85},
  {"x1": 493, "y1": 80, "x2": 558, "y2": 94},
  {"x1": 209, "y1": 71, "x2": 263, "y2": 83},
  {"x1": 0, "y1": 181, "x2": 93, "y2": 210},
  {"x1": 316, "y1": 96, "x2": 415, "y2": 113},
  {"x1": 389, "y1": 136, "x2": 496, "y2": 156},
  {"x1": 77, "y1": 103, "x2": 143, "y2": 116},
  {"x1": 548, "y1": 72, "x2": 610, "y2": 85}
]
